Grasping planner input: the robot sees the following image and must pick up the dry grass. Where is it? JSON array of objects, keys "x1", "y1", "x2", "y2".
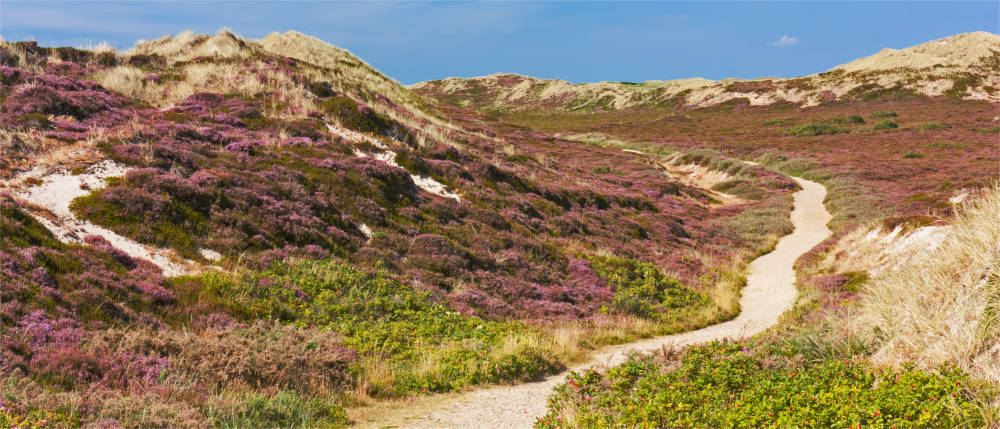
[{"x1": 846, "y1": 184, "x2": 1000, "y2": 382}]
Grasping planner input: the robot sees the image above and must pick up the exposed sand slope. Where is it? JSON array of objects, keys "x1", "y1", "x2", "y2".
[
  {"x1": 832, "y1": 31, "x2": 1000, "y2": 73},
  {"x1": 355, "y1": 177, "x2": 832, "y2": 428},
  {"x1": 10, "y1": 160, "x2": 200, "y2": 277}
]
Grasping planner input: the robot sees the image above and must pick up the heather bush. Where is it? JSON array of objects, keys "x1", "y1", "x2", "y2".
[
  {"x1": 0, "y1": 71, "x2": 131, "y2": 126},
  {"x1": 0, "y1": 199, "x2": 176, "y2": 326},
  {"x1": 318, "y1": 95, "x2": 391, "y2": 133},
  {"x1": 89, "y1": 321, "x2": 355, "y2": 395}
]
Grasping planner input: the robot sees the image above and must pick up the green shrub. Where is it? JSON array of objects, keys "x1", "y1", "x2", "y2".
[
  {"x1": 590, "y1": 165, "x2": 623, "y2": 175},
  {"x1": 785, "y1": 123, "x2": 849, "y2": 137},
  {"x1": 902, "y1": 151, "x2": 924, "y2": 159},
  {"x1": 761, "y1": 118, "x2": 793, "y2": 126},
  {"x1": 871, "y1": 111, "x2": 897, "y2": 118},
  {"x1": 318, "y1": 96, "x2": 389, "y2": 134},
  {"x1": 196, "y1": 259, "x2": 562, "y2": 397},
  {"x1": 539, "y1": 343, "x2": 979, "y2": 428},
  {"x1": 921, "y1": 122, "x2": 946, "y2": 130},
  {"x1": 827, "y1": 115, "x2": 865, "y2": 124},
  {"x1": 873, "y1": 119, "x2": 899, "y2": 130},
  {"x1": 929, "y1": 141, "x2": 964, "y2": 149},
  {"x1": 585, "y1": 255, "x2": 709, "y2": 320}
]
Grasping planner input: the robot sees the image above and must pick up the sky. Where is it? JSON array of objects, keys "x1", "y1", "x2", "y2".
[{"x1": 1, "y1": 1, "x2": 997, "y2": 85}]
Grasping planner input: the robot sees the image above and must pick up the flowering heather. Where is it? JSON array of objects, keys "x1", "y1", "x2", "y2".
[{"x1": 0, "y1": 35, "x2": 842, "y2": 426}]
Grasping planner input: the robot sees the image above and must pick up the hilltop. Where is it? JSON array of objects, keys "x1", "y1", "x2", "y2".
[{"x1": 413, "y1": 31, "x2": 1000, "y2": 111}]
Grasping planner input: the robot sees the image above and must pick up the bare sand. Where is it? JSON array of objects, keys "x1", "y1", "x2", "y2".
[{"x1": 353, "y1": 176, "x2": 832, "y2": 429}]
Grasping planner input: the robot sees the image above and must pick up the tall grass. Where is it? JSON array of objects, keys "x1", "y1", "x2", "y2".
[{"x1": 848, "y1": 184, "x2": 1000, "y2": 383}]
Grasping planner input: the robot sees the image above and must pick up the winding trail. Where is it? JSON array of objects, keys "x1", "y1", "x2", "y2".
[{"x1": 356, "y1": 176, "x2": 832, "y2": 428}]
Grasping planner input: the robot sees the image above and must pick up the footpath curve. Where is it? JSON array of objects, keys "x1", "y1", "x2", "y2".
[{"x1": 359, "y1": 177, "x2": 832, "y2": 429}]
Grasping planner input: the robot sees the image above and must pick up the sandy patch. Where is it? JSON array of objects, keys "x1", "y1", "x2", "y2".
[{"x1": 12, "y1": 160, "x2": 199, "y2": 277}]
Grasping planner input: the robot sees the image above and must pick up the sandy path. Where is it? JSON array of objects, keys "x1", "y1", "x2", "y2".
[{"x1": 356, "y1": 176, "x2": 831, "y2": 428}]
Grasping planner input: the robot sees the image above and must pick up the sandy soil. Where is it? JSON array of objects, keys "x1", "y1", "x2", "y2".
[
  {"x1": 659, "y1": 160, "x2": 746, "y2": 206},
  {"x1": 9, "y1": 160, "x2": 200, "y2": 277},
  {"x1": 352, "y1": 176, "x2": 832, "y2": 429}
]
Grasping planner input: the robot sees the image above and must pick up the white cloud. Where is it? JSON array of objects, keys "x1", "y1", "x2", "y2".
[{"x1": 771, "y1": 35, "x2": 799, "y2": 47}]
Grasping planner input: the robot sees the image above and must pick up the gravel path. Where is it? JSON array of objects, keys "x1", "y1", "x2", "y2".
[{"x1": 358, "y1": 176, "x2": 832, "y2": 429}]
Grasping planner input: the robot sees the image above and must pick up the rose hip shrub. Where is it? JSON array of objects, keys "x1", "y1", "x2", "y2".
[
  {"x1": 539, "y1": 343, "x2": 979, "y2": 428},
  {"x1": 196, "y1": 258, "x2": 563, "y2": 397}
]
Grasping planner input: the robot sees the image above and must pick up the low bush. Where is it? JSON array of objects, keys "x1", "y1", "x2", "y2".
[
  {"x1": 902, "y1": 151, "x2": 924, "y2": 159},
  {"x1": 196, "y1": 259, "x2": 564, "y2": 397},
  {"x1": 873, "y1": 119, "x2": 899, "y2": 130},
  {"x1": 539, "y1": 343, "x2": 979, "y2": 428},
  {"x1": 785, "y1": 123, "x2": 849, "y2": 137},
  {"x1": 585, "y1": 255, "x2": 709, "y2": 321},
  {"x1": 871, "y1": 111, "x2": 897, "y2": 118},
  {"x1": 921, "y1": 122, "x2": 947, "y2": 130}
]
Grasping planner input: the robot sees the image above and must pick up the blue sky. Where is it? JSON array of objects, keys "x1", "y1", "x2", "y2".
[{"x1": 1, "y1": 1, "x2": 997, "y2": 85}]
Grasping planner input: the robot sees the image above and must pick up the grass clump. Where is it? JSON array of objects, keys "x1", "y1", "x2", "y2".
[
  {"x1": 539, "y1": 343, "x2": 979, "y2": 428},
  {"x1": 902, "y1": 151, "x2": 924, "y2": 159},
  {"x1": 871, "y1": 111, "x2": 897, "y2": 118},
  {"x1": 761, "y1": 118, "x2": 793, "y2": 126},
  {"x1": 921, "y1": 122, "x2": 947, "y2": 130},
  {"x1": 873, "y1": 119, "x2": 899, "y2": 130},
  {"x1": 785, "y1": 123, "x2": 849, "y2": 137},
  {"x1": 848, "y1": 185, "x2": 1000, "y2": 384},
  {"x1": 205, "y1": 391, "x2": 347, "y2": 429}
]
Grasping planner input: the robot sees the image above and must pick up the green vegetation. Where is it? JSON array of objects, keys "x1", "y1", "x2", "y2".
[
  {"x1": 785, "y1": 123, "x2": 850, "y2": 137},
  {"x1": 845, "y1": 84, "x2": 919, "y2": 101},
  {"x1": 589, "y1": 165, "x2": 623, "y2": 175},
  {"x1": 871, "y1": 111, "x2": 898, "y2": 118},
  {"x1": 70, "y1": 177, "x2": 207, "y2": 259},
  {"x1": 205, "y1": 391, "x2": 348, "y2": 429},
  {"x1": 539, "y1": 343, "x2": 979, "y2": 428},
  {"x1": 196, "y1": 259, "x2": 562, "y2": 397},
  {"x1": 761, "y1": 118, "x2": 794, "y2": 126},
  {"x1": 921, "y1": 122, "x2": 947, "y2": 130},
  {"x1": 873, "y1": 119, "x2": 899, "y2": 130},
  {"x1": 903, "y1": 151, "x2": 925, "y2": 159},
  {"x1": 585, "y1": 255, "x2": 709, "y2": 321},
  {"x1": 827, "y1": 115, "x2": 865, "y2": 124}
]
